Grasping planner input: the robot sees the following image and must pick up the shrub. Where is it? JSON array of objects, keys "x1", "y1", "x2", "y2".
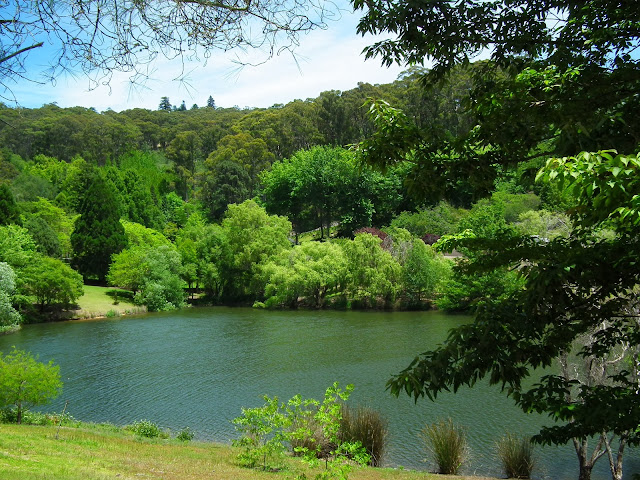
[
  {"x1": 232, "y1": 395, "x2": 291, "y2": 469},
  {"x1": 421, "y1": 418, "x2": 467, "y2": 475},
  {"x1": 176, "y1": 427, "x2": 195, "y2": 442},
  {"x1": 339, "y1": 405, "x2": 388, "y2": 467},
  {"x1": 497, "y1": 433, "x2": 536, "y2": 479},
  {"x1": 129, "y1": 419, "x2": 165, "y2": 438}
]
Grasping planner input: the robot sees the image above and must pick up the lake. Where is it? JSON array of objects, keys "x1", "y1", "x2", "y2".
[{"x1": 0, "y1": 307, "x2": 636, "y2": 479}]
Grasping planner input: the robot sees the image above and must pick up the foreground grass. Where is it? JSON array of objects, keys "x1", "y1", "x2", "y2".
[
  {"x1": 0, "y1": 423, "x2": 498, "y2": 480},
  {"x1": 74, "y1": 285, "x2": 145, "y2": 319}
]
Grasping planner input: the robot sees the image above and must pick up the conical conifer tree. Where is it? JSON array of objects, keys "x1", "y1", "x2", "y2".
[{"x1": 71, "y1": 174, "x2": 126, "y2": 282}]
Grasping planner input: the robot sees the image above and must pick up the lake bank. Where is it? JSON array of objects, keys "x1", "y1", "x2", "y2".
[
  {"x1": 0, "y1": 421, "x2": 498, "y2": 480},
  {"x1": 3, "y1": 307, "x2": 637, "y2": 479}
]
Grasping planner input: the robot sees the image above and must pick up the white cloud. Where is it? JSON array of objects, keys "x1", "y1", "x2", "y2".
[{"x1": 6, "y1": 8, "x2": 407, "y2": 112}]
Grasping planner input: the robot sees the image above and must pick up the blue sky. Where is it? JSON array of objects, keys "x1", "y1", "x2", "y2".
[{"x1": 3, "y1": 6, "x2": 408, "y2": 112}]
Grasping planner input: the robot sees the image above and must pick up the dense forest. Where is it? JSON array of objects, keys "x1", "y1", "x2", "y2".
[
  {"x1": 1, "y1": 2, "x2": 639, "y2": 479},
  {"x1": 0, "y1": 65, "x2": 564, "y2": 324}
]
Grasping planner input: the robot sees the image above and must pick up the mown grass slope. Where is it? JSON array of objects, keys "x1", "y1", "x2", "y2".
[
  {"x1": 0, "y1": 423, "x2": 498, "y2": 480},
  {"x1": 74, "y1": 285, "x2": 144, "y2": 319}
]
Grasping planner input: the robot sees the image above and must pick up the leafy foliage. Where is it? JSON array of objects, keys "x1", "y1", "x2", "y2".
[
  {"x1": 343, "y1": 233, "x2": 402, "y2": 308},
  {"x1": 232, "y1": 395, "x2": 293, "y2": 470},
  {"x1": 109, "y1": 245, "x2": 185, "y2": 311},
  {"x1": 0, "y1": 224, "x2": 36, "y2": 269},
  {"x1": 0, "y1": 348, "x2": 62, "y2": 424},
  {"x1": 20, "y1": 255, "x2": 84, "y2": 312},
  {"x1": 0, "y1": 262, "x2": 21, "y2": 326},
  {"x1": 389, "y1": 151, "x2": 640, "y2": 465},
  {"x1": 260, "y1": 241, "x2": 348, "y2": 308},
  {"x1": 232, "y1": 383, "x2": 370, "y2": 478},
  {"x1": 128, "y1": 420, "x2": 167, "y2": 439},
  {"x1": 0, "y1": 184, "x2": 19, "y2": 225},
  {"x1": 219, "y1": 200, "x2": 292, "y2": 301}
]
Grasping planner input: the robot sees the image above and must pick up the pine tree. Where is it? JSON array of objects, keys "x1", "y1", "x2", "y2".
[
  {"x1": 71, "y1": 175, "x2": 127, "y2": 282},
  {"x1": 206, "y1": 95, "x2": 216, "y2": 109},
  {"x1": 158, "y1": 96, "x2": 172, "y2": 111}
]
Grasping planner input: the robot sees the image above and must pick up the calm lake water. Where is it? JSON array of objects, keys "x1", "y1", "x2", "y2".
[{"x1": 1, "y1": 307, "x2": 637, "y2": 479}]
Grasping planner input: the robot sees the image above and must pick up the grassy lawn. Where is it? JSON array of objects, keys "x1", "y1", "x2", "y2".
[
  {"x1": 0, "y1": 423, "x2": 497, "y2": 480},
  {"x1": 74, "y1": 285, "x2": 145, "y2": 319}
]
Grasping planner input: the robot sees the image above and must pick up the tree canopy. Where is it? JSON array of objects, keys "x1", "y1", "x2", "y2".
[
  {"x1": 352, "y1": 2, "x2": 640, "y2": 478},
  {"x1": 355, "y1": 1, "x2": 640, "y2": 204}
]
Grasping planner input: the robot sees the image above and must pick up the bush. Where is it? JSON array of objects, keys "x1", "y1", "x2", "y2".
[
  {"x1": 421, "y1": 418, "x2": 467, "y2": 475},
  {"x1": 339, "y1": 405, "x2": 388, "y2": 466},
  {"x1": 497, "y1": 433, "x2": 536, "y2": 479},
  {"x1": 129, "y1": 419, "x2": 166, "y2": 438},
  {"x1": 290, "y1": 412, "x2": 334, "y2": 459},
  {"x1": 0, "y1": 407, "x2": 75, "y2": 426},
  {"x1": 176, "y1": 427, "x2": 195, "y2": 442}
]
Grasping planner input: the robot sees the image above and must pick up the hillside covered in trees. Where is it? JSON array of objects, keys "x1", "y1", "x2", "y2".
[{"x1": 0, "y1": 65, "x2": 562, "y2": 324}]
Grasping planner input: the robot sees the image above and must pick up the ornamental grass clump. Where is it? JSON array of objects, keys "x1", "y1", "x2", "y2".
[
  {"x1": 339, "y1": 405, "x2": 388, "y2": 467},
  {"x1": 421, "y1": 418, "x2": 467, "y2": 474},
  {"x1": 497, "y1": 433, "x2": 536, "y2": 479}
]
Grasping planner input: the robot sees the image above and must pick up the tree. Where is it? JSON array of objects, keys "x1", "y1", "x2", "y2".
[
  {"x1": 108, "y1": 245, "x2": 185, "y2": 311},
  {"x1": 261, "y1": 146, "x2": 400, "y2": 239},
  {"x1": 352, "y1": 3, "x2": 640, "y2": 478},
  {"x1": 354, "y1": 2, "x2": 640, "y2": 202},
  {"x1": 166, "y1": 130, "x2": 202, "y2": 201},
  {"x1": 389, "y1": 151, "x2": 640, "y2": 480},
  {"x1": 343, "y1": 233, "x2": 402, "y2": 308},
  {"x1": 132, "y1": 245, "x2": 186, "y2": 311},
  {"x1": 23, "y1": 216, "x2": 63, "y2": 258},
  {"x1": 207, "y1": 96, "x2": 216, "y2": 109},
  {"x1": 260, "y1": 241, "x2": 348, "y2": 308},
  {"x1": 205, "y1": 132, "x2": 274, "y2": 198},
  {"x1": 0, "y1": 224, "x2": 36, "y2": 269},
  {"x1": 20, "y1": 197, "x2": 76, "y2": 259},
  {"x1": 0, "y1": 348, "x2": 62, "y2": 424},
  {"x1": 0, "y1": 262, "x2": 21, "y2": 327},
  {"x1": 220, "y1": 200, "x2": 291, "y2": 300},
  {"x1": 0, "y1": 184, "x2": 19, "y2": 225},
  {"x1": 20, "y1": 255, "x2": 84, "y2": 312},
  {"x1": 199, "y1": 159, "x2": 251, "y2": 221},
  {"x1": 71, "y1": 174, "x2": 127, "y2": 282},
  {"x1": 107, "y1": 247, "x2": 150, "y2": 294},
  {"x1": 400, "y1": 238, "x2": 450, "y2": 307},
  {"x1": 158, "y1": 97, "x2": 172, "y2": 111},
  {"x1": 1, "y1": 0, "x2": 336, "y2": 97}
]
